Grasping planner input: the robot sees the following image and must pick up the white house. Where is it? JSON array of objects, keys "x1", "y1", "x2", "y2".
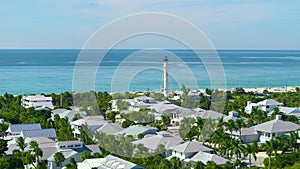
[
  {"x1": 76, "y1": 155, "x2": 145, "y2": 169},
  {"x1": 70, "y1": 116, "x2": 107, "y2": 138},
  {"x1": 252, "y1": 115, "x2": 300, "y2": 143},
  {"x1": 21, "y1": 95, "x2": 54, "y2": 110},
  {"x1": 245, "y1": 99, "x2": 283, "y2": 114},
  {"x1": 167, "y1": 141, "x2": 212, "y2": 160},
  {"x1": 51, "y1": 109, "x2": 87, "y2": 122},
  {"x1": 132, "y1": 131, "x2": 183, "y2": 150},
  {"x1": 268, "y1": 107, "x2": 300, "y2": 118}
]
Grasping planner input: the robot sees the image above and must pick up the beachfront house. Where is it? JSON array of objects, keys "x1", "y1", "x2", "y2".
[
  {"x1": 21, "y1": 95, "x2": 54, "y2": 110},
  {"x1": 252, "y1": 115, "x2": 300, "y2": 143},
  {"x1": 76, "y1": 155, "x2": 145, "y2": 169},
  {"x1": 245, "y1": 99, "x2": 283, "y2": 114}
]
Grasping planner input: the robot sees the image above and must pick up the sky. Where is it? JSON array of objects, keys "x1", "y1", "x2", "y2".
[{"x1": 0, "y1": 0, "x2": 299, "y2": 49}]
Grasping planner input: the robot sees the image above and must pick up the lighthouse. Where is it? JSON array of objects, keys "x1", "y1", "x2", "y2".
[{"x1": 163, "y1": 56, "x2": 168, "y2": 97}]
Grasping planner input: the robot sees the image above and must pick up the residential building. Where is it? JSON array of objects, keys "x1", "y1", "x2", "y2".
[
  {"x1": 70, "y1": 116, "x2": 107, "y2": 138},
  {"x1": 51, "y1": 108, "x2": 87, "y2": 122},
  {"x1": 21, "y1": 128, "x2": 57, "y2": 140},
  {"x1": 96, "y1": 122, "x2": 124, "y2": 135},
  {"x1": 117, "y1": 125, "x2": 157, "y2": 137},
  {"x1": 189, "y1": 151, "x2": 228, "y2": 165},
  {"x1": 6, "y1": 123, "x2": 42, "y2": 139},
  {"x1": 245, "y1": 99, "x2": 283, "y2": 114},
  {"x1": 76, "y1": 155, "x2": 145, "y2": 169},
  {"x1": 132, "y1": 131, "x2": 183, "y2": 151},
  {"x1": 252, "y1": 115, "x2": 300, "y2": 143},
  {"x1": 167, "y1": 141, "x2": 212, "y2": 160},
  {"x1": 21, "y1": 95, "x2": 54, "y2": 110}
]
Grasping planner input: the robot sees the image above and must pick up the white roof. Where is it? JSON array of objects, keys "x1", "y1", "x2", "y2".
[
  {"x1": 169, "y1": 141, "x2": 212, "y2": 153},
  {"x1": 257, "y1": 99, "x2": 283, "y2": 106},
  {"x1": 252, "y1": 119, "x2": 300, "y2": 133},
  {"x1": 132, "y1": 132, "x2": 183, "y2": 150},
  {"x1": 77, "y1": 158, "x2": 106, "y2": 169},
  {"x1": 117, "y1": 125, "x2": 157, "y2": 136},
  {"x1": 97, "y1": 123, "x2": 124, "y2": 135},
  {"x1": 71, "y1": 116, "x2": 107, "y2": 131},
  {"x1": 269, "y1": 107, "x2": 300, "y2": 116},
  {"x1": 23, "y1": 95, "x2": 52, "y2": 101},
  {"x1": 190, "y1": 151, "x2": 228, "y2": 165}
]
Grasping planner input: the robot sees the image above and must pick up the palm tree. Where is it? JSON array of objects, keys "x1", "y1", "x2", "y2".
[
  {"x1": 16, "y1": 137, "x2": 27, "y2": 152},
  {"x1": 170, "y1": 157, "x2": 181, "y2": 169},
  {"x1": 225, "y1": 120, "x2": 237, "y2": 137},
  {"x1": 230, "y1": 139, "x2": 244, "y2": 160},
  {"x1": 262, "y1": 139, "x2": 279, "y2": 169},
  {"x1": 236, "y1": 119, "x2": 246, "y2": 139},
  {"x1": 242, "y1": 141, "x2": 257, "y2": 167},
  {"x1": 194, "y1": 161, "x2": 205, "y2": 169},
  {"x1": 54, "y1": 152, "x2": 65, "y2": 167},
  {"x1": 30, "y1": 141, "x2": 43, "y2": 164},
  {"x1": 288, "y1": 132, "x2": 298, "y2": 152}
]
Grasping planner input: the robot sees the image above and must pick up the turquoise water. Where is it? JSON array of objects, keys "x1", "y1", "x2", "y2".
[{"x1": 0, "y1": 49, "x2": 300, "y2": 95}]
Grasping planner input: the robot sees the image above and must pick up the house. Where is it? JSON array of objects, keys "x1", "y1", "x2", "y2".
[
  {"x1": 189, "y1": 151, "x2": 228, "y2": 165},
  {"x1": 268, "y1": 107, "x2": 300, "y2": 118},
  {"x1": 252, "y1": 115, "x2": 300, "y2": 143},
  {"x1": 117, "y1": 125, "x2": 157, "y2": 137},
  {"x1": 76, "y1": 155, "x2": 145, "y2": 169},
  {"x1": 47, "y1": 140, "x2": 101, "y2": 169},
  {"x1": 193, "y1": 109, "x2": 226, "y2": 120},
  {"x1": 96, "y1": 122, "x2": 124, "y2": 135},
  {"x1": 6, "y1": 123, "x2": 42, "y2": 139},
  {"x1": 245, "y1": 99, "x2": 283, "y2": 114},
  {"x1": 230, "y1": 128, "x2": 258, "y2": 144},
  {"x1": 21, "y1": 128, "x2": 57, "y2": 140},
  {"x1": 134, "y1": 96, "x2": 156, "y2": 104},
  {"x1": 21, "y1": 95, "x2": 54, "y2": 110},
  {"x1": 70, "y1": 116, "x2": 107, "y2": 138},
  {"x1": 150, "y1": 101, "x2": 197, "y2": 126},
  {"x1": 167, "y1": 141, "x2": 212, "y2": 160},
  {"x1": 132, "y1": 131, "x2": 183, "y2": 150},
  {"x1": 223, "y1": 111, "x2": 245, "y2": 122},
  {"x1": 51, "y1": 108, "x2": 87, "y2": 122}
]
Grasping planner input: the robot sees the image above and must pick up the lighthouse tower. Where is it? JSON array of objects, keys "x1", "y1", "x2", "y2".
[{"x1": 163, "y1": 56, "x2": 168, "y2": 97}]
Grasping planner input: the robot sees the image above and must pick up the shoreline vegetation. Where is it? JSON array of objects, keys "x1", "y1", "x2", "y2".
[{"x1": 1, "y1": 85, "x2": 300, "y2": 169}]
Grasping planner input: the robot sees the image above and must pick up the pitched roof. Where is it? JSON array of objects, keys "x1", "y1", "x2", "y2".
[
  {"x1": 252, "y1": 119, "x2": 300, "y2": 133},
  {"x1": 97, "y1": 123, "x2": 124, "y2": 135},
  {"x1": 257, "y1": 99, "x2": 283, "y2": 106},
  {"x1": 190, "y1": 151, "x2": 228, "y2": 165},
  {"x1": 8, "y1": 123, "x2": 42, "y2": 133},
  {"x1": 77, "y1": 158, "x2": 106, "y2": 169},
  {"x1": 98, "y1": 155, "x2": 145, "y2": 169},
  {"x1": 196, "y1": 110, "x2": 225, "y2": 120},
  {"x1": 169, "y1": 141, "x2": 212, "y2": 153},
  {"x1": 132, "y1": 133, "x2": 183, "y2": 150},
  {"x1": 118, "y1": 125, "x2": 157, "y2": 136},
  {"x1": 21, "y1": 128, "x2": 57, "y2": 138},
  {"x1": 57, "y1": 140, "x2": 82, "y2": 147}
]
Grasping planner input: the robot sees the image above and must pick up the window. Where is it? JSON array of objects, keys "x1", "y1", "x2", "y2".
[{"x1": 67, "y1": 145, "x2": 73, "y2": 148}]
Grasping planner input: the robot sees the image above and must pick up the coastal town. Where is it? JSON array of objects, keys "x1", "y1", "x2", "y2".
[{"x1": 1, "y1": 85, "x2": 300, "y2": 169}]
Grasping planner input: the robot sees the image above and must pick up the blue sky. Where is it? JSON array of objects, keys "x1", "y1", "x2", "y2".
[{"x1": 0, "y1": 0, "x2": 299, "y2": 49}]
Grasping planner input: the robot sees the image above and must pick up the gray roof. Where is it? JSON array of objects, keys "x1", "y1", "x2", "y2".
[
  {"x1": 86, "y1": 144, "x2": 101, "y2": 154},
  {"x1": 169, "y1": 141, "x2": 212, "y2": 153},
  {"x1": 97, "y1": 123, "x2": 124, "y2": 135},
  {"x1": 98, "y1": 155, "x2": 145, "y2": 169},
  {"x1": 132, "y1": 132, "x2": 183, "y2": 150},
  {"x1": 269, "y1": 107, "x2": 300, "y2": 116},
  {"x1": 232, "y1": 128, "x2": 257, "y2": 136},
  {"x1": 196, "y1": 110, "x2": 225, "y2": 120},
  {"x1": 190, "y1": 151, "x2": 228, "y2": 165},
  {"x1": 21, "y1": 128, "x2": 57, "y2": 138},
  {"x1": 118, "y1": 125, "x2": 157, "y2": 136},
  {"x1": 57, "y1": 140, "x2": 82, "y2": 147},
  {"x1": 252, "y1": 119, "x2": 300, "y2": 133},
  {"x1": 48, "y1": 149, "x2": 78, "y2": 161},
  {"x1": 8, "y1": 123, "x2": 41, "y2": 133}
]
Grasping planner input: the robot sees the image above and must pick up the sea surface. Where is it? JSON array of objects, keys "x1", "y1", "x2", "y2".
[{"x1": 0, "y1": 49, "x2": 300, "y2": 95}]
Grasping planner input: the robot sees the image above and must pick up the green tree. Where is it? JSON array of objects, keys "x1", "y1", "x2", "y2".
[
  {"x1": 0, "y1": 156, "x2": 9, "y2": 169},
  {"x1": 242, "y1": 141, "x2": 257, "y2": 167},
  {"x1": 30, "y1": 140, "x2": 43, "y2": 163},
  {"x1": 0, "y1": 139, "x2": 8, "y2": 155},
  {"x1": 54, "y1": 152, "x2": 65, "y2": 167}
]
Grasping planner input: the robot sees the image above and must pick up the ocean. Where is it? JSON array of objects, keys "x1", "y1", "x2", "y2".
[{"x1": 0, "y1": 49, "x2": 300, "y2": 95}]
